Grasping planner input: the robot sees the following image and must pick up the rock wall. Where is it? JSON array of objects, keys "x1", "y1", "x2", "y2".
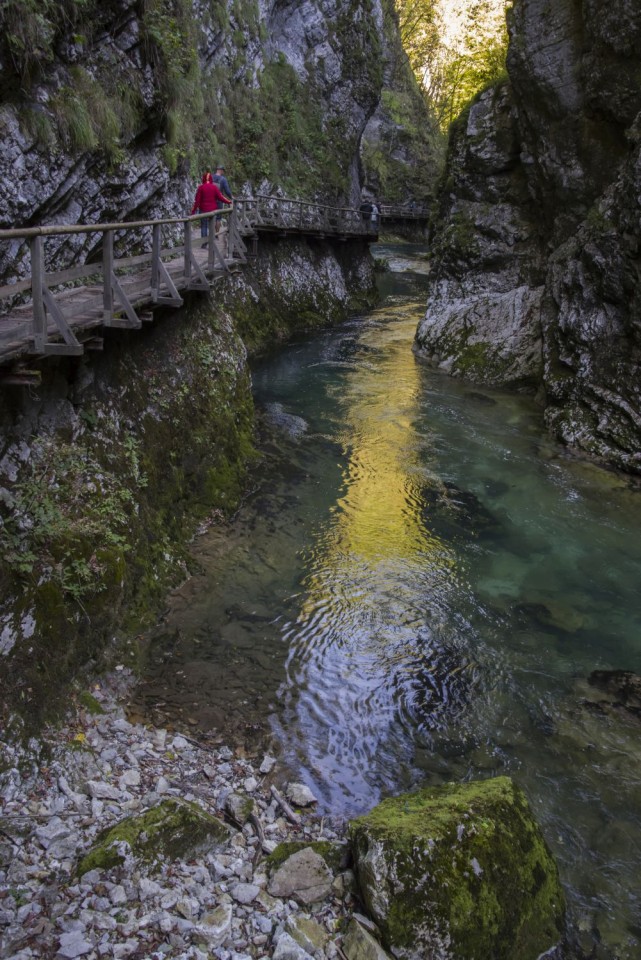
[
  {"x1": 0, "y1": 238, "x2": 377, "y2": 736},
  {"x1": 416, "y1": 0, "x2": 641, "y2": 472}
]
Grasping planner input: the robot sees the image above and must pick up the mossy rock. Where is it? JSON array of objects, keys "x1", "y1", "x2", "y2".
[
  {"x1": 77, "y1": 798, "x2": 232, "y2": 876},
  {"x1": 266, "y1": 840, "x2": 348, "y2": 875},
  {"x1": 349, "y1": 777, "x2": 566, "y2": 960}
]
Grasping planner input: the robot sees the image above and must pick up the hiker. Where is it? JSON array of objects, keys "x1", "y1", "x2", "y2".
[
  {"x1": 359, "y1": 201, "x2": 373, "y2": 223},
  {"x1": 191, "y1": 171, "x2": 231, "y2": 238},
  {"x1": 212, "y1": 164, "x2": 233, "y2": 233},
  {"x1": 371, "y1": 201, "x2": 379, "y2": 228}
]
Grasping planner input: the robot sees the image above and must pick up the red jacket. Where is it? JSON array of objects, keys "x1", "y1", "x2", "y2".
[{"x1": 191, "y1": 181, "x2": 231, "y2": 214}]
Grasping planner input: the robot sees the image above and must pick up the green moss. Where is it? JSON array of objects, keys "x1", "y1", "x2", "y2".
[
  {"x1": 77, "y1": 798, "x2": 231, "y2": 876},
  {"x1": 349, "y1": 777, "x2": 566, "y2": 960},
  {"x1": 77, "y1": 691, "x2": 104, "y2": 715}
]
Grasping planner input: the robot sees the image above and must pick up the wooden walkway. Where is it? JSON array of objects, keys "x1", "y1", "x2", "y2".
[{"x1": 0, "y1": 195, "x2": 382, "y2": 373}]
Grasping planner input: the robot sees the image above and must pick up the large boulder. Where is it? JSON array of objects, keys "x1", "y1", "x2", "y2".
[{"x1": 349, "y1": 777, "x2": 565, "y2": 960}]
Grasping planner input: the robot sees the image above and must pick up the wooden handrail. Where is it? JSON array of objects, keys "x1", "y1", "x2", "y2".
[
  {"x1": 0, "y1": 194, "x2": 380, "y2": 367},
  {"x1": 0, "y1": 209, "x2": 231, "y2": 242}
]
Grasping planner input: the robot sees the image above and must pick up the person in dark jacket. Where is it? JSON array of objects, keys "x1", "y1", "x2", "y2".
[
  {"x1": 359, "y1": 201, "x2": 373, "y2": 223},
  {"x1": 191, "y1": 171, "x2": 231, "y2": 238},
  {"x1": 213, "y1": 165, "x2": 233, "y2": 200},
  {"x1": 212, "y1": 165, "x2": 233, "y2": 233}
]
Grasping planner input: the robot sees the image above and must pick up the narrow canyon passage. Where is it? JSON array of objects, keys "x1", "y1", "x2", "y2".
[{"x1": 134, "y1": 246, "x2": 641, "y2": 959}]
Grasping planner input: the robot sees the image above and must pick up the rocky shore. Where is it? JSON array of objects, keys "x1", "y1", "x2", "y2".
[
  {"x1": 0, "y1": 665, "x2": 567, "y2": 960},
  {"x1": 0, "y1": 669, "x2": 361, "y2": 960}
]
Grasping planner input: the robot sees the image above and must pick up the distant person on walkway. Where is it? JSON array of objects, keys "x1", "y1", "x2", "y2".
[
  {"x1": 371, "y1": 202, "x2": 379, "y2": 228},
  {"x1": 359, "y1": 201, "x2": 373, "y2": 224},
  {"x1": 213, "y1": 164, "x2": 233, "y2": 234},
  {"x1": 191, "y1": 171, "x2": 231, "y2": 239}
]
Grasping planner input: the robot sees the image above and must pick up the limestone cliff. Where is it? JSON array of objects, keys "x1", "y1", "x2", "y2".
[
  {"x1": 416, "y1": 0, "x2": 641, "y2": 472},
  {"x1": 0, "y1": 0, "x2": 436, "y2": 285}
]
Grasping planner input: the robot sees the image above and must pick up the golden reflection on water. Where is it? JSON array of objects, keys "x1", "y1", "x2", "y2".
[{"x1": 296, "y1": 307, "x2": 457, "y2": 628}]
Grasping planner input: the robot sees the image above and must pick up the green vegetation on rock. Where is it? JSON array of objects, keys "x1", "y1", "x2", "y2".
[
  {"x1": 77, "y1": 798, "x2": 231, "y2": 875},
  {"x1": 349, "y1": 776, "x2": 566, "y2": 960}
]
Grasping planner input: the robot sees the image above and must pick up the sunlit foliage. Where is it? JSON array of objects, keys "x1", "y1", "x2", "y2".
[{"x1": 396, "y1": 0, "x2": 511, "y2": 129}]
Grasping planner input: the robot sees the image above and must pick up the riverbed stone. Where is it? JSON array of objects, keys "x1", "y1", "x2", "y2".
[
  {"x1": 76, "y1": 798, "x2": 232, "y2": 875},
  {"x1": 343, "y1": 918, "x2": 392, "y2": 960},
  {"x1": 267, "y1": 840, "x2": 347, "y2": 874},
  {"x1": 286, "y1": 914, "x2": 329, "y2": 953},
  {"x1": 193, "y1": 902, "x2": 233, "y2": 948},
  {"x1": 231, "y1": 882, "x2": 260, "y2": 904},
  {"x1": 267, "y1": 848, "x2": 333, "y2": 905},
  {"x1": 587, "y1": 670, "x2": 641, "y2": 720},
  {"x1": 226, "y1": 793, "x2": 255, "y2": 825},
  {"x1": 260, "y1": 756, "x2": 277, "y2": 774},
  {"x1": 273, "y1": 932, "x2": 315, "y2": 960},
  {"x1": 86, "y1": 780, "x2": 122, "y2": 801},
  {"x1": 57, "y1": 930, "x2": 93, "y2": 958},
  {"x1": 286, "y1": 783, "x2": 317, "y2": 807},
  {"x1": 349, "y1": 776, "x2": 565, "y2": 960}
]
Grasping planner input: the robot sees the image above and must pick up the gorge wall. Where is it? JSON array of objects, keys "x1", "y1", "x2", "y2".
[{"x1": 416, "y1": 0, "x2": 641, "y2": 473}]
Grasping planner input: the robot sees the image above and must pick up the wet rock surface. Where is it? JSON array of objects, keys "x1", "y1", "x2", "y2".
[
  {"x1": 0, "y1": 669, "x2": 358, "y2": 959},
  {"x1": 417, "y1": 0, "x2": 641, "y2": 472}
]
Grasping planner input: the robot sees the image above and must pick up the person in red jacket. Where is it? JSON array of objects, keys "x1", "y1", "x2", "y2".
[{"x1": 191, "y1": 171, "x2": 231, "y2": 238}]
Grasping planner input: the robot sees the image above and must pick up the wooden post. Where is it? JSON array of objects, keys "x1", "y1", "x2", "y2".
[
  {"x1": 207, "y1": 217, "x2": 215, "y2": 270},
  {"x1": 228, "y1": 209, "x2": 236, "y2": 260},
  {"x1": 184, "y1": 221, "x2": 191, "y2": 279},
  {"x1": 103, "y1": 229, "x2": 114, "y2": 322},
  {"x1": 31, "y1": 236, "x2": 46, "y2": 353},
  {"x1": 151, "y1": 223, "x2": 161, "y2": 299}
]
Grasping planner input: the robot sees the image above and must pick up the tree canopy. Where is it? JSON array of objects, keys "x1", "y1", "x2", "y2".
[{"x1": 396, "y1": 0, "x2": 511, "y2": 130}]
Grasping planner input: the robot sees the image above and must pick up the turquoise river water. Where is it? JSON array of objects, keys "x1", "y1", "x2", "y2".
[{"x1": 136, "y1": 245, "x2": 641, "y2": 959}]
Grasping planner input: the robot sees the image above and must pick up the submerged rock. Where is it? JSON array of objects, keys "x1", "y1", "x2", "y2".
[
  {"x1": 349, "y1": 776, "x2": 565, "y2": 960},
  {"x1": 585, "y1": 669, "x2": 641, "y2": 721}
]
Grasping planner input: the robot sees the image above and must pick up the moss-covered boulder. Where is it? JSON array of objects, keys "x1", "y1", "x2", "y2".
[
  {"x1": 349, "y1": 777, "x2": 565, "y2": 960},
  {"x1": 77, "y1": 798, "x2": 232, "y2": 876}
]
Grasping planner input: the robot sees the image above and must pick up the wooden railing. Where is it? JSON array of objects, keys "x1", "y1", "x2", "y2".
[
  {"x1": 0, "y1": 208, "x2": 242, "y2": 361},
  {"x1": 379, "y1": 203, "x2": 429, "y2": 220},
  {"x1": 234, "y1": 195, "x2": 377, "y2": 235},
  {"x1": 0, "y1": 194, "x2": 378, "y2": 366}
]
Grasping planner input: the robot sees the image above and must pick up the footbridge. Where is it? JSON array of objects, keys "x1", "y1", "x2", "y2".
[{"x1": 0, "y1": 195, "x2": 379, "y2": 377}]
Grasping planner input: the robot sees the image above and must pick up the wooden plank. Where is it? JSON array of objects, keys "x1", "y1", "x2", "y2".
[
  {"x1": 29, "y1": 341, "x2": 83, "y2": 357},
  {"x1": 103, "y1": 231, "x2": 114, "y2": 322},
  {"x1": 31, "y1": 237, "x2": 46, "y2": 353},
  {"x1": 45, "y1": 262, "x2": 103, "y2": 286},
  {"x1": 0, "y1": 277, "x2": 34, "y2": 299},
  {"x1": 58, "y1": 294, "x2": 105, "y2": 319},
  {"x1": 42, "y1": 287, "x2": 82, "y2": 349},
  {"x1": 108, "y1": 272, "x2": 141, "y2": 328}
]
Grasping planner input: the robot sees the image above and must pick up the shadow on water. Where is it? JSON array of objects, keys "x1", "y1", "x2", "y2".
[{"x1": 133, "y1": 243, "x2": 641, "y2": 959}]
